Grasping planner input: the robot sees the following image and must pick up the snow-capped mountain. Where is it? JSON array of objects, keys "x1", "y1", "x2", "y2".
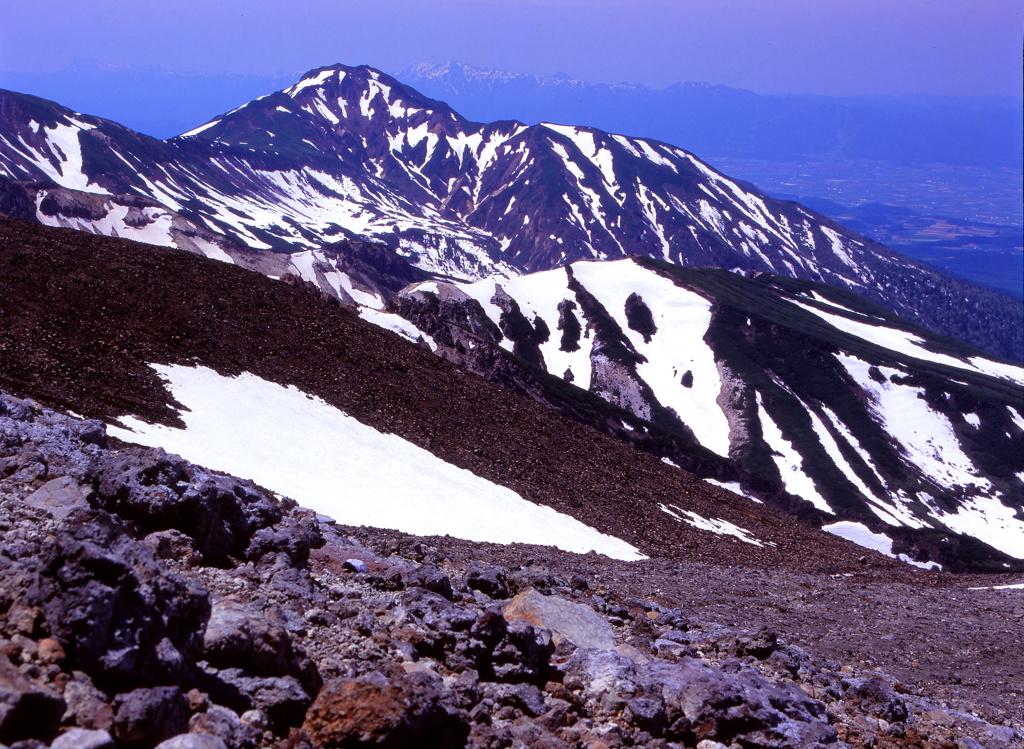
[
  {"x1": 0, "y1": 66, "x2": 1019, "y2": 361},
  {"x1": 385, "y1": 258, "x2": 1024, "y2": 569}
]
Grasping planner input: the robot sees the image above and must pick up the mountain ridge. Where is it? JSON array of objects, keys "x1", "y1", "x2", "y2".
[{"x1": 0, "y1": 64, "x2": 1019, "y2": 361}]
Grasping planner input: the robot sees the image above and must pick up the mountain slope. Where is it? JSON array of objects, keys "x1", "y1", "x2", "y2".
[
  {"x1": 385, "y1": 258, "x2": 1024, "y2": 569},
  {"x1": 0, "y1": 214, "x2": 898, "y2": 573},
  {"x1": 0, "y1": 67, "x2": 1019, "y2": 361}
]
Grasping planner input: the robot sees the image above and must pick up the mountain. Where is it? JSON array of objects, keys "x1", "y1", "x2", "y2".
[
  {"x1": 0, "y1": 64, "x2": 1019, "y2": 361},
  {"x1": 0, "y1": 214, "x2": 891, "y2": 571},
  {"x1": 3, "y1": 212, "x2": 1019, "y2": 572},
  {"x1": 383, "y1": 258, "x2": 1024, "y2": 571},
  {"x1": 397, "y1": 61, "x2": 1024, "y2": 169}
]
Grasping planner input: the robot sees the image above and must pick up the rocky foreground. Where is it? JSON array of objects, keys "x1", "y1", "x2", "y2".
[{"x1": 1, "y1": 392, "x2": 1021, "y2": 749}]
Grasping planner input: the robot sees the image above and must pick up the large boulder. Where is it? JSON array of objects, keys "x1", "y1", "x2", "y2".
[
  {"x1": 302, "y1": 671, "x2": 467, "y2": 749},
  {"x1": 35, "y1": 513, "x2": 210, "y2": 690},
  {"x1": 503, "y1": 588, "x2": 615, "y2": 650}
]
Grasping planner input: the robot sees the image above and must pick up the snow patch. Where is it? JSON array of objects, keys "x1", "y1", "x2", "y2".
[
  {"x1": 107, "y1": 364, "x2": 645, "y2": 561},
  {"x1": 659, "y1": 504, "x2": 770, "y2": 547},
  {"x1": 823, "y1": 522, "x2": 939, "y2": 570}
]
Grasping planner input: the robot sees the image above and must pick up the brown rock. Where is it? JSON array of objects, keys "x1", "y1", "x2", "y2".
[
  {"x1": 303, "y1": 671, "x2": 467, "y2": 749},
  {"x1": 38, "y1": 637, "x2": 66, "y2": 665}
]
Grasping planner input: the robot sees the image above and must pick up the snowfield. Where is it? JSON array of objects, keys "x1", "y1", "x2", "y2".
[
  {"x1": 823, "y1": 521, "x2": 940, "y2": 570},
  {"x1": 107, "y1": 364, "x2": 646, "y2": 561}
]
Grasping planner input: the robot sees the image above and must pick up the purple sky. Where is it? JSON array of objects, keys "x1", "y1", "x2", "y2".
[{"x1": 1, "y1": 0, "x2": 1021, "y2": 96}]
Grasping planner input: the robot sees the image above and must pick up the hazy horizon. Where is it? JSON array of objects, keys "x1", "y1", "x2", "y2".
[{"x1": 2, "y1": 0, "x2": 1021, "y2": 98}]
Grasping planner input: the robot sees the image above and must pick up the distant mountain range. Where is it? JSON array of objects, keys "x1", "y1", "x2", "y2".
[
  {"x1": 0, "y1": 64, "x2": 1019, "y2": 361},
  {"x1": 397, "y1": 62, "x2": 1024, "y2": 169}
]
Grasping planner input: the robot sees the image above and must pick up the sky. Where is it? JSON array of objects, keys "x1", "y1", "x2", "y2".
[{"x1": 1, "y1": 0, "x2": 1021, "y2": 97}]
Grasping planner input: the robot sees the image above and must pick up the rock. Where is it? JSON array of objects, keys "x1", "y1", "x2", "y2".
[
  {"x1": 341, "y1": 559, "x2": 369, "y2": 573},
  {"x1": 504, "y1": 588, "x2": 615, "y2": 650},
  {"x1": 403, "y1": 565, "x2": 454, "y2": 601},
  {"x1": 465, "y1": 567, "x2": 509, "y2": 600},
  {"x1": 60, "y1": 673, "x2": 114, "y2": 731},
  {"x1": 144, "y1": 530, "x2": 204, "y2": 567},
  {"x1": 844, "y1": 675, "x2": 909, "y2": 723},
  {"x1": 213, "y1": 672, "x2": 312, "y2": 734},
  {"x1": 732, "y1": 628, "x2": 779, "y2": 660},
  {"x1": 112, "y1": 686, "x2": 190, "y2": 748},
  {"x1": 303, "y1": 671, "x2": 468, "y2": 749},
  {"x1": 36, "y1": 638, "x2": 65, "y2": 666},
  {"x1": 96, "y1": 450, "x2": 284, "y2": 564},
  {"x1": 202, "y1": 598, "x2": 298, "y2": 677},
  {"x1": 153, "y1": 735, "x2": 228, "y2": 749},
  {"x1": 50, "y1": 728, "x2": 115, "y2": 749},
  {"x1": 483, "y1": 682, "x2": 548, "y2": 718},
  {"x1": 245, "y1": 515, "x2": 323, "y2": 566},
  {"x1": 36, "y1": 514, "x2": 210, "y2": 689},
  {"x1": 189, "y1": 705, "x2": 262, "y2": 749},
  {"x1": 650, "y1": 658, "x2": 835, "y2": 746},
  {"x1": 60, "y1": 672, "x2": 113, "y2": 733},
  {"x1": 491, "y1": 618, "x2": 554, "y2": 685},
  {"x1": 22, "y1": 476, "x2": 90, "y2": 521},
  {"x1": 562, "y1": 649, "x2": 641, "y2": 714},
  {"x1": 0, "y1": 654, "x2": 65, "y2": 743}
]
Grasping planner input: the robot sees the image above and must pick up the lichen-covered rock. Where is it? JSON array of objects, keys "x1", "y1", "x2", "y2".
[
  {"x1": 189, "y1": 705, "x2": 262, "y2": 749},
  {"x1": 23, "y1": 475, "x2": 91, "y2": 521},
  {"x1": 503, "y1": 588, "x2": 615, "y2": 650},
  {"x1": 154, "y1": 734, "x2": 229, "y2": 749},
  {"x1": 95, "y1": 449, "x2": 281, "y2": 564},
  {"x1": 61, "y1": 672, "x2": 114, "y2": 731},
  {"x1": 843, "y1": 674, "x2": 909, "y2": 723},
  {"x1": 302, "y1": 671, "x2": 468, "y2": 749}
]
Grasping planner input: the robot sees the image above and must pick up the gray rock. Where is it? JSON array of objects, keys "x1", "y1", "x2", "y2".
[
  {"x1": 153, "y1": 735, "x2": 228, "y2": 749},
  {"x1": 649, "y1": 658, "x2": 834, "y2": 746},
  {"x1": 403, "y1": 565, "x2": 454, "y2": 601},
  {"x1": 22, "y1": 476, "x2": 90, "y2": 521},
  {"x1": 843, "y1": 675, "x2": 909, "y2": 723},
  {"x1": 213, "y1": 672, "x2": 311, "y2": 734},
  {"x1": 465, "y1": 566, "x2": 509, "y2": 599},
  {"x1": 485, "y1": 682, "x2": 548, "y2": 717},
  {"x1": 503, "y1": 588, "x2": 615, "y2": 650},
  {"x1": 144, "y1": 529, "x2": 204, "y2": 567},
  {"x1": 562, "y1": 649, "x2": 641, "y2": 713},
  {"x1": 202, "y1": 598, "x2": 296, "y2": 677},
  {"x1": 341, "y1": 558, "x2": 369, "y2": 573},
  {"x1": 60, "y1": 673, "x2": 113, "y2": 731},
  {"x1": 112, "y1": 687, "x2": 189, "y2": 748},
  {"x1": 491, "y1": 618, "x2": 553, "y2": 685},
  {"x1": 0, "y1": 654, "x2": 65, "y2": 743},
  {"x1": 36, "y1": 514, "x2": 210, "y2": 689},
  {"x1": 50, "y1": 728, "x2": 115, "y2": 749},
  {"x1": 189, "y1": 705, "x2": 262, "y2": 749},
  {"x1": 245, "y1": 517, "x2": 322, "y2": 566}
]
